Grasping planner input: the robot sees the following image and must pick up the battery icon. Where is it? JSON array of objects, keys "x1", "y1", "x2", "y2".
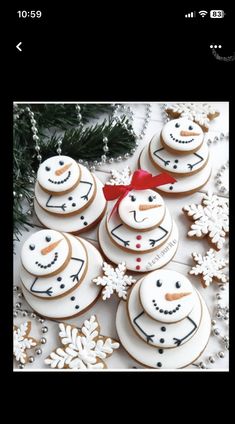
[{"x1": 210, "y1": 10, "x2": 225, "y2": 18}]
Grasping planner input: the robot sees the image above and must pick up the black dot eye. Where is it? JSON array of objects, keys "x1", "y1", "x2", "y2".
[
  {"x1": 45, "y1": 236, "x2": 51, "y2": 242},
  {"x1": 156, "y1": 280, "x2": 162, "y2": 287},
  {"x1": 176, "y1": 281, "x2": 181, "y2": 289},
  {"x1": 175, "y1": 123, "x2": 180, "y2": 128},
  {"x1": 148, "y1": 196, "x2": 155, "y2": 202},
  {"x1": 188, "y1": 125, "x2": 193, "y2": 130},
  {"x1": 29, "y1": 244, "x2": 35, "y2": 251},
  {"x1": 59, "y1": 161, "x2": 64, "y2": 166},
  {"x1": 45, "y1": 166, "x2": 51, "y2": 171},
  {"x1": 130, "y1": 195, "x2": 136, "y2": 202}
]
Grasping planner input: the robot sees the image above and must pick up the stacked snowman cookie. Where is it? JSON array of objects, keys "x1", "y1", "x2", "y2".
[
  {"x1": 99, "y1": 172, "x2": 179, "y2": 272},
  {"x1": 20, "y1": 229, "x2": 102, "y2": 319},
  {"x1": 34, "y1": 155, "x2": 107, "y2": 233},
  {"x1": 139, "y1": 118, "x2": 212, "y2": 195},
  {"x1": 116, "y1": 269, "x2": 211, "y2": 369}
]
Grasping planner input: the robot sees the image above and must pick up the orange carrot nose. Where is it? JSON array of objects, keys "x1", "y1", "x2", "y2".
[
  {"x1": 55, "y1": 163, "x2": 72, "y2": 176},
  {"x1": 41, "y1": 239, "x2": 63, "y2": 255},
  {"x1": 139, "y1": 204, "x2": 162, "y2": 211},
  {"x1": 165, "y1": 292, "x2": 191, "y2": 301},
  {"x1": 180, "y1": 131, "x2": 201, "y2": 137}
]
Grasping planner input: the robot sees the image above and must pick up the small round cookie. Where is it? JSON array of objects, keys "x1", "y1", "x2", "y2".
[
  {"x1": 21, "y1": 238, "x2": 102, "y2": 319},
  {"x1": 116, "y1": 291, "x2": 211, "y2": 368},
  {"x1": 99, "y1": 216, "x2": 178, "y2": 272},
  {"x1": 35, "y1": 164, "x2": 96, "y2": 216},
  {"x1": 106, "y1": 207, "x2": 172, "y2": 253},
  {"x1": 118, "y1": 189, "x2": 165, "y2": 231},
  {"x1": 37, "y1": 156, "x2": 81, "y2": 195},
  {"x1": 21, "y1": 230, "x2": 71, "y2": 277},
  {"x1": 34, "y1": 175, "x2": 107, "y2": 234},
  {"x1": 139, "y1": 270, "x2": 197, "y2": 323},
  {"x1": 149, "y1": 134, "x2": 209, "y2": 176},
  {"x1": 20, "y1": 234, "x2": 88, "y2": 299},
  {"x1": 128, "y1": 278, "x2": 202, "y2": 348},
  {"x1": 139, "y1": 145, "x2": 212, "y2": 195},
  {"x1": 161, "y1": 118, "x2": 204, "y2": 154}
]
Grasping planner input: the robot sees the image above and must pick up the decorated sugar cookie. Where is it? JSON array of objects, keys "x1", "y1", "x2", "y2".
[
  {"x1": 21, "y1": 230, "x2": 71, "y2": 277},
  {"x1": 13, "y1": 321, "x2": 38, "y2": 364},
  {"x1": 161, "y1": 118, "x2": 204, "y2": 153},
  {"x1": 93, "y1": 262, "x2": 136, "y2": 300},
  {"x1": 37, "y1": 155, "x2": 81, "y2": 194},
  {"x1": 189, "y1": 249, "x2": 228, "y2": 288}
]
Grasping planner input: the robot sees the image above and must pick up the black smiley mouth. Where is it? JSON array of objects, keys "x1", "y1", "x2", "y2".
[
  {"x1": 170, "y1": 133, "x2": 194, "y2": 144},
  {"x1": 130, "y1": 210, "x2": 148, "y2": 223},
  {"x1": 35, "y1": 252, "x2": 58, "y2": 269},
  {"x1": 48, "y1": 171, "x2": 71, "y2": 185},
  {"x1": 152, "y1": 299, "x2": 181, "y2": 315}
]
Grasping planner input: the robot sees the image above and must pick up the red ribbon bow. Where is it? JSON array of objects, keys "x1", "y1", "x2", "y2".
[{"x1": 103, "y1": 169, "x2": 177, "y2": 219}]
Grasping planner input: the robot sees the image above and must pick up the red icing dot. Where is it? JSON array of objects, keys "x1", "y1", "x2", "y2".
[
  {"x1": 136, "y1": 244, "x2": 141, "y2": 248},
  {"x1": 136, "y1": 235, "x2": 142, "y2": 240},
  {"x1": 136, "y1": 258, "x2": 141, "y2": 262},
  {"x1": 136, "y1": 265, "x2": 141, "y2": 270}
]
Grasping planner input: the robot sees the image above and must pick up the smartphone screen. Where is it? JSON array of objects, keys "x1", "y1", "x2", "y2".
[{"x1": 12, "y1": 5, "x2": 231, "y2": 372}]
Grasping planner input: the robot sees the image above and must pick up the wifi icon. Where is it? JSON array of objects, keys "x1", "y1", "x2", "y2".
[{"x1": 199, "y1": 10, "x2": 208, "y2": 17}]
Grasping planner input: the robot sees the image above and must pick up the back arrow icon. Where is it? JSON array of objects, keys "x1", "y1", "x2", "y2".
[{"x1": 16, "y1": 42, "x2": 22, "y2": 52}]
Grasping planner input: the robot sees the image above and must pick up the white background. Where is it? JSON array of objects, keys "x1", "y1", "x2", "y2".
[{"x1": 13, "y1": 102, "x2": 229, "y2": 371}]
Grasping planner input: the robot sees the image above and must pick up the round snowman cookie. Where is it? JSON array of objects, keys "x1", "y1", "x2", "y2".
[
  {"x1": 20, "y1": 234, "x2": 88, "y2": 299},
  {"x1": 161, "y1": 118, "x2": 204, "y2": 154},
  {"x1": 118, "y1": 189, "x2": 165, "y2": 231},
  {"x1": 37, "y1": 156, "x2": 81, "y2": 195},
  {"x1": 99, "y1": 216, "x2": 178, "y2": 272},
  {"x1": 139, "y1": 145, "x2": 212, "y2": 195},
  {"x1": 21, "y1": 230, "x2": 72, "y2": 277},
  {"x1": 139, "y1": 270, "x2": 197, "y2": 323},
  {"x1": 116, "y1": 290, "x2": 211, "y2": 369},
  {"x1": 128, "y1": 277, "x2": 202, "y2": 348},
  {"x1": 34, "y1": 174, "x2": 107, "y2": 234},
  {"x1": 21, "y1": 238, "x2": 103, "y2": 319},
  {"x1": 106, "y1": 207, "x2": 172, "y2": 253},
  {"x1": 149, "y1": 134, "x2": 209, "y2": 176},
  {"x1": 35, "y1": 164, "x2": 96, "y2": 216}
]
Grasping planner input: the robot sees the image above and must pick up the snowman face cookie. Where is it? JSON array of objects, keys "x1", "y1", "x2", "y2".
[
  {"x1": 37, "y1": 156, "x2": 80, "y2": 194},
  {"x1": 139, "y1": 270, "x2": 196, "y2": 323},
  {"x1": 118, "y1": 189, "x2": 165, "y2": 230},
  {"x1": 161, "y1": 118, "x2": 204, "y2": 153},
  {"x1": 21, "y1": 230, "x2": 71, "y2": 277}
]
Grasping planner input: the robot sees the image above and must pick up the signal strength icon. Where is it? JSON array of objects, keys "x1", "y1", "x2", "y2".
[
  {"x1": 199, "y1": 10, "x2": 208, "y2": 17},
  {"x1": 185, "y1": 11, "x2": 196, "y2": 18}
]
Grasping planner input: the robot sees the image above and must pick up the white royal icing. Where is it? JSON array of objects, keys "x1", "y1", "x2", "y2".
[
  {"x1": 99, "y1": 216, "x2": 178, "y2": 272},
  {"x1": 35, "y1": 164, "x2": 95, "y2": 215},
  {"x1": 107, "y1": 207, "x2": 172, "y2": 253},
  {"x1": 149, "y1": 134, "x2": 209, "y2": 175},
  {"x1": 21, "y1": 238, "x2": 102, "y2": 319},
  {"x1": 139, "y1": 270, "x2": 197, "y2": 323},
  {"x1": 20, "y1": 234, "x2": 88, "y2": 299},
  {"x1": 161, "y1": 118, "x2": 204, "y2": 153},
  {"x1": 118, "y1": 189, "x2": 165, "y2": 230},
  {"x1": 37, "y1": 156, "x2": 80, "y2": 194},
  {"x1": 167, "y1": 103, "x2": 219, "y2": 129},
  {"x1": 189, "y1": 249, "x2": 228, "y2": 287},
  {"x1": 128, "y1": 277, "x2": 202, "y2": 348},
  {"x1": 139, "y1": 145, "x2": 212, "y2": 194},
  {"x1": 34, "y1": 174, "x2": 107, "y2": 233},
  {"x1": 21, "y1": 230, "x2": 70, "y2": 277},
  {"x1": 93, "y1": 262, "x2": 136, "y2": 300},
  {"x1": 116, "y1": 290, "x2": 211, "y2": 369}
]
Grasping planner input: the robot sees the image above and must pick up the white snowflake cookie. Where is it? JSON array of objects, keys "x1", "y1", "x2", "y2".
[
  {"x1": 189, "y1": 249, "x2": 228, "y2": 288},
  {"x1": 93, "y1": 262, "x2": 136, "y2": 300},
  {"x1": 13, "y1": 321, "x2": 38, "y2": 364},
  {"x1": 45, "y1": 315, "x2": 119, "y2": 369},
  {"x1": 107, "y1": 168, "x2": 131, "y2": 185},
  {"x1": 183, "y1": 192, "x2": 229, "y2": 250},
  {"x1": 165, "y1": 103, "x2": 220, "y2": 132}
]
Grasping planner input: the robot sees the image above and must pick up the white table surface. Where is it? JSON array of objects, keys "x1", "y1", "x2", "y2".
[{"x1": 13, "y1": 102, "x2": 229, "y2": 371}]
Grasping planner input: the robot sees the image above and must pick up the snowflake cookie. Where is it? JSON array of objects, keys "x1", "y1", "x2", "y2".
[
  {"x1": 183, "y1": 192, "x2": 229, "y2": 250},
  {"x1": 93, "y1": 262, "x2": 136, "y2": 300},
  {"x1": 189, "y1": 249, "x2": 228, "y2": 288},
  {"x1": 13, "y1": 321, "x2": 38, "y2": 364},
  {"x1": 106, "y1": 167, "x2": 131, "y2": 186},
  {"x1": 45, "y1": 315, "x2": 119, "y2": 369},
  {"x1": 165, "y1": 103, "x2": 220, "y2": 132}
]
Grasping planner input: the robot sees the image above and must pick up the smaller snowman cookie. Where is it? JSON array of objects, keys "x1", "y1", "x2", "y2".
[
  {"x1": 37, "y1": 156, "x2": 81, "y2": 195},
  {"x1": 21, "y1": 230, "x2": 72, "y2": 277},
  {"x1": 161, "y1": 118, "x2": 204, "y2": 154}
]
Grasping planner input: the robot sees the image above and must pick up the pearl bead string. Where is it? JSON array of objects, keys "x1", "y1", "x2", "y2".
[{"x1": 215, "y1": 162, "x2": 229, "y2": 195}]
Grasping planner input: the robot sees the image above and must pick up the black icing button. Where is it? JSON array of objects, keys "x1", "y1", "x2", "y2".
[
  {"x1": 75, "y1": 305, "x2": 79, "y2": 310},
  {"x1": 68, "y1": 197, "x2": 73, "y2": 201},
  {"x1": 161, "y1": 327, "x2": 166, "y2": 332},
  {"x1": 70, "y1": 296, "x2": 75, "y2": 301},
  {"x1": 80, "y1": 216, "x2": 84, "y2": 220},
  {"x1": 57, "y1": 277, "x2": 62, "y2": 282},
  {"x1": 174, "y1": 160, "x2": 178, "y2": 163},
  {"x1": 60, "y1": 284, "x2": 65, "y2": 289},
  {"x1": 160, "y1": 338, "x2": 165, "y2": 344},
  {"x1": 157, "y1": 362, "x2": 162, "y2": 368},
  {"x1": 158, "y1": 349, "x2": 164, "y2": 354},
  {"x1": 84, "y1": 221, "x2": 88, "y2": 226}
]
